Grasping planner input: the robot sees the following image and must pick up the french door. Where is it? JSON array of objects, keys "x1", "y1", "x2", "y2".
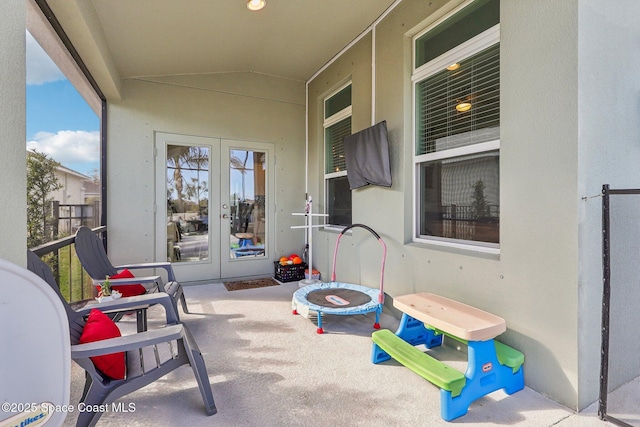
[{"x1": 155, "y1": 133, "x2": 274, "y2": 282}]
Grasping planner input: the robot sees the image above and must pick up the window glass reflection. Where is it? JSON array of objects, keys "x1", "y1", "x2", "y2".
[
  {"x1": 229, "y1": 150, "x2": 266, "y2": 258},
  {"x1": 166, "y1": 145, "x2": 209, "y2": 262}
]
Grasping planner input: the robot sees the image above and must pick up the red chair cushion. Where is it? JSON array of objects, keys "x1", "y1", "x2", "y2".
[
  {"x1": 79, "y1": 309, "x2": 126, "y2": 380},
  {"x1": 109, "y1": 269, "x2": 147, "y2": 297}
]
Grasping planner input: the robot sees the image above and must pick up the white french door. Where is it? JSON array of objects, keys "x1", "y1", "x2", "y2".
[{"x1": 155, "y1": 133, "x2": 274, "y2": 282}]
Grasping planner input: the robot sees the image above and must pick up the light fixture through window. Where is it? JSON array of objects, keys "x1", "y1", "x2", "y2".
[
  {"x1": 446, "y1": 63, "x2": 460, "y2": 71},
  {"x1": 455, "y1": 102, "x2": 471, "y2": 112},
  {"x1": 247, "y1": 0, "x2": 266, "y2": 11}
]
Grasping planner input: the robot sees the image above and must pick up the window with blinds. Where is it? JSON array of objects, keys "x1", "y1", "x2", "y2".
[
  {"x1": 416, "y1": 43, "x2": 499, "y2": 156},
  {"x1": 324, "y1": 83, "x2": 352, "y2": 226},
  {"x1": 325, "y1": 116, "x2": 351, "y2": 174},
  {"x1": 413, "y1": 0, "x2": 500, "y2": 250}
]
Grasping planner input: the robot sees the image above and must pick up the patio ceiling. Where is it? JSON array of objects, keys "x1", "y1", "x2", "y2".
[{"x1": 44, "y1": 0, "x2": 397, "y2": 100}]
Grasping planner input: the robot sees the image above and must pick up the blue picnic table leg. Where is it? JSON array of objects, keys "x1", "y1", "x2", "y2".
[
  {"x1": 440, "y1": 339, "x2": 525, "y2": 421},
  {"x1": 395, "y1": 313, "x2": 442, "y2": 347},
  {"x1": 372, "y1": 313, "x2": 442, "y2": 363}
]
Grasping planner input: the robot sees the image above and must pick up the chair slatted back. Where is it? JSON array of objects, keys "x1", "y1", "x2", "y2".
[{"x1": 74, "y1": 226, "x2": 118, "y2": 280}]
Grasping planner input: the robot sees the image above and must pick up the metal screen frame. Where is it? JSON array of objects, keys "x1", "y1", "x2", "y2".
[{"x1": 599, "y1": 184, "x2": 640, "y2": 427}]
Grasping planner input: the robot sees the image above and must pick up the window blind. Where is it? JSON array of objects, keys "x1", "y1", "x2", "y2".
[
  {"x1": 325, "y1": 116, "x2": 351, "y2": 174},
  {"x1": 416, "y1": 43, "x2": 500, "y2": 156}
]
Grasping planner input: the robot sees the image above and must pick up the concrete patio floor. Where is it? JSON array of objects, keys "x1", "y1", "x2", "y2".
[{"x1": 61, "y1": 280, "x2": 636, "y2": 426}]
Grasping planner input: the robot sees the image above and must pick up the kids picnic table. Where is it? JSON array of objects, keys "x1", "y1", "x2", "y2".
[{"x1": 371, "y1": 292, "x2": 524, "y2": 421}]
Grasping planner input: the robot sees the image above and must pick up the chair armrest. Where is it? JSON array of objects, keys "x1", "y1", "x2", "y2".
[
  {"x1": 77, "y1": 293, "x2": 180, "y2": 324},
  {"x1": 94, "y1": 276, "x2": 162, "y2": 293},
  {"x1": 71, "y1": 324, "x2": 184, "y2": 358},
  {"x1": 116, "y1": 262, "x2": 176, "y2": 282},
  {"x1": 94, "y1": 275, "x2": 162, "y2": 286}
]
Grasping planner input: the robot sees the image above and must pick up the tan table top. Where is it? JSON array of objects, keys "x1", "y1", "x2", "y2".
[{"x1": 393, "y1": 292, "x2": 506, "y2": 341}]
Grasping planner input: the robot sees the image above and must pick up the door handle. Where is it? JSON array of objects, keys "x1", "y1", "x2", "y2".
[{"x1": 222, "y1": 214, "x2": 229, "y2": 219}]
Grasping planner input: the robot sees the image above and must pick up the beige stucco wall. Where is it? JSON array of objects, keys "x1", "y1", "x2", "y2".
[
  {"x1": 501, "y1": 0, "x2": 581, "y2": 408},
  {"x1": 577, "y1": 0, "x2": 640, "y2": 409},
  {"x1": 0, "y1": 0, "x2": 27, "y2": 265},
  {"x1": 308, "y1": 0, "x2": 586, "y2": 409},
  {"x1": 106, "y1": 72, "x2": 306, "y2": 276}
]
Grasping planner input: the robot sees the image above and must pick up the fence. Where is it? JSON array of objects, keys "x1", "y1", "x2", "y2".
[
  {"x1": 52, "y1": 201, "x2": 101, "y2": 236},
  {"x1": 440, "y1": 204, "x2": 499, "y2": 241},
  {"x1": 30, "y1": 226, "x2": 106, "y2": 304}
]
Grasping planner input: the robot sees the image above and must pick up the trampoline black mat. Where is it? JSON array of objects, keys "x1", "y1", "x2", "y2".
[{"x1": 306, "y1": 288, "x2": 372, "y2": 308}]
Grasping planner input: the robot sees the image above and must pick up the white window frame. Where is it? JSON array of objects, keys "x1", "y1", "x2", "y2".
[
  {"x1": 323, "y1": 82, "x2": 352, "y2": 228},
  {"x1": 412, "y1": 20, "x2": 500, "y2": 254}
]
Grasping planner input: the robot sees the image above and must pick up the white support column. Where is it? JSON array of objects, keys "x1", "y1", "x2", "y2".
[{"x1": 0, "y1": 0, "x2": 27, "y2": 265}]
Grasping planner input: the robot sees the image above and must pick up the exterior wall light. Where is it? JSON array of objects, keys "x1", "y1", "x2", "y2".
[{"x1": 247, "y1": 0, "x2": 266, "y2": 11}]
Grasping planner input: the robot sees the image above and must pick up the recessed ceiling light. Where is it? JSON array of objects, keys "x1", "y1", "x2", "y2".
[
  {"x1": 247, "y1": 0, "x2": 266, "y2": 11},
  {"x1": 446, "y1": 63, "x2": 460, "y2": 71}
]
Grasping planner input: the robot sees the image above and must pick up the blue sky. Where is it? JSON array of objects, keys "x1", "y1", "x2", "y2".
[{"x1": 26, "y1": 31, "x2": 100, "y2": 176}]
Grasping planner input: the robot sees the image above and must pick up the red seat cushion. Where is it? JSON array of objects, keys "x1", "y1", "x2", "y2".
[
  {"x1": 109, "y1": 268, "x2": 147, "y2": 297},
  {"x1": 79, "y1": 309, "x2": 126, "y2": 380}
]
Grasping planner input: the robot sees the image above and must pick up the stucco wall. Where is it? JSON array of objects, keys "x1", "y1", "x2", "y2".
[
  {"x1": 577, "y1": 0, "x2": 640, "y2": 409},
  {"x1": 106, "y1": 72, "x2": 306, "y2": 277},
  {"x1": 0, "y1": 0, "x2": 27, "y2": 265},
  {"x1": 308, "y1": 0, "x2": 583, "y2": 409},
  {"x1": 501, "y1": 0, "x2": 581, "y2": 408}
]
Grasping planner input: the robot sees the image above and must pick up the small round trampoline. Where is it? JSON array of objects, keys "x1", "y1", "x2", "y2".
[{"x1": 292, "y1": 224, "x2": 386, "y2": 334}]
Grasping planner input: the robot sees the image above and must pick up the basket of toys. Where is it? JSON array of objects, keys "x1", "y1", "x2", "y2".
[{"x1": 274, "y1": 254, "x2": 306, "y2": 282}]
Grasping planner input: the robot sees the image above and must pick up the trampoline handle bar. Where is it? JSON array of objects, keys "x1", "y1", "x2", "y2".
[
  {"x1": 331, "y1": 224, "x2": 386, "y2": 304},
  {"x1": 339, "y1": 223, "x2": 381, "y2": 239}
]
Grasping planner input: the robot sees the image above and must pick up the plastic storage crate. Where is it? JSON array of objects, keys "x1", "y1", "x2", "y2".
[{"x1": 274, "y1": 261, "x2": 307, "y2": 282}]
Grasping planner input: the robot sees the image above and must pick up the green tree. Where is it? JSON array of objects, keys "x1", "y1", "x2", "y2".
[
  {"x1": 27, "y1": 150, "x2": 62, "y2": 247},
  {"x1": 167, "y1": 145, "x2": 209, "y2": 214}
]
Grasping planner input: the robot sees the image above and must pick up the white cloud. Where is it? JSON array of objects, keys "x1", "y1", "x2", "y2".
[
  {"x1": 27, "y1": 130, "x2": 100, "y2": 165},
  {"x1": 26, "y1": 31, "x2": 66, "y2": 85}
]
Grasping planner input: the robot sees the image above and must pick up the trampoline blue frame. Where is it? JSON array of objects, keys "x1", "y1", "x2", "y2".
[{"x1": 291, "y1": 224, "x2": 386, "y2": 334}]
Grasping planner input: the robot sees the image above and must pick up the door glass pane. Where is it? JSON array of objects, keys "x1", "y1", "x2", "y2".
[
  {"x1": 229, "y1": 149, "x2": 266, "y2": 259},
  {"x1": 166, "y1": 145, "x2": 209, "y2": 262}
]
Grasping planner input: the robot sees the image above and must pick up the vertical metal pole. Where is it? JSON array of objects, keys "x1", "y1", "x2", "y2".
[
  {"x1": 52, "y1": 201, "x2": 59, "y2": 238},
  {"x1": 307, "y1": 196, "x2": 313, "y2": 281},
  {"x1": 451, "y1": 204, "x2": 457, "y2": 239},
  {"x1": 599, "y1": 184, "x2": 611, "y2": 420},
  {"x1": 100, "y1": 99, "x2": 108, "y2": 250}
]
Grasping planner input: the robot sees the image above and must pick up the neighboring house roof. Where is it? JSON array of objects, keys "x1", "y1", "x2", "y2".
[{"x1": 55, "y1": 163, "x2": 92, "y2": 181}]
